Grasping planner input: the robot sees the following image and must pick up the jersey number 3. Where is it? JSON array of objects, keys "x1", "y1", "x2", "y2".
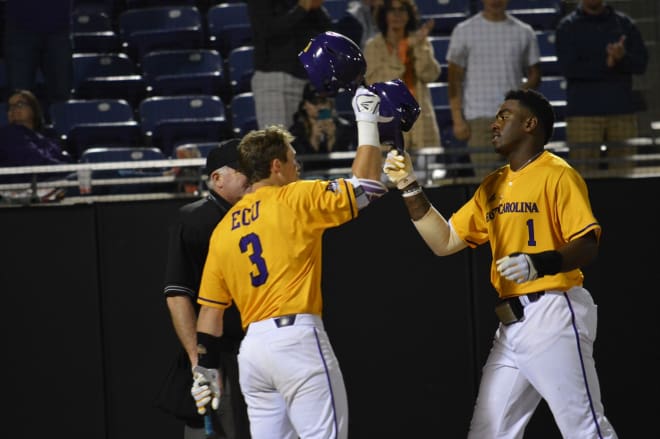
[{"x1": 239, "y1": 233, "x2": 269, "y2": 286}]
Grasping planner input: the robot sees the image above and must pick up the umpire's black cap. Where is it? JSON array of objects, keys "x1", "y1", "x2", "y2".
[{"x1": 205, "y1": 138, "x2": 241, "y2": 175}]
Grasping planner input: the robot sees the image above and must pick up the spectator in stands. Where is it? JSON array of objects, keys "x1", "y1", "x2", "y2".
[
  {"x1": 3, "y1": 0, "x2": 72, "y2": 112},
  {"x1": 446, "y1": 0, "x2": 540, "y2": 179},
  {"x1": 556, "y1": 0, "x2": 648, "y2": 175},
  {"x1": 363, "y1": 0, "x2": 441, "y2": 152},
  {"x1": 290, "y1": 82, "x2": 357, "y2": 155},
  {"x1": 0, "y1": 89, "x2": 71, "y2": 183},
  {"x1": 345, "y1": 0, "x2": 382, "y2": 48},
  {"x1": 247, "y1": 0, "x2": 332, "y2": 130}
]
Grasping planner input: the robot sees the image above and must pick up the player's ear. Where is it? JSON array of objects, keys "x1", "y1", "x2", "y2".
[
  {"x1": 271, "y1": 158, "x2": 282, "y2": 175},
  {"x1": 524, "y1": 115, "x2": 538, "y2": 133}
]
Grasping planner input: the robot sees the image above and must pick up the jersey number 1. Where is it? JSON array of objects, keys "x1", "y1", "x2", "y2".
[
  {"x1": 239, "y1": 233, "x2": 269, "y2": 286},
  {"x1": 526, "y1": 219, "x2": 537, "y2": 247}
]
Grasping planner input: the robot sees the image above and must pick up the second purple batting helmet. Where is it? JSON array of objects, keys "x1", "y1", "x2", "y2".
[
  {"x1": 367, "y1": 79, "x2": 421, "y2": 132},
  {"x1": 299, "y1": 31, "x2": 366, "y2": 96}
]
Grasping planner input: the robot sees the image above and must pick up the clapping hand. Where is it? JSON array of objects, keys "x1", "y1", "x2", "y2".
[
  {"x1": 408, "y1": 19, "x2": 434, "y2": 46},
  {"x1": 606, "y1": 35, "x2": 626, "y2": 67}
]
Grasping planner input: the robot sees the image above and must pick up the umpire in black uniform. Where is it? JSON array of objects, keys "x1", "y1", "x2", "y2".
[{"x1": 156, "y1": 139, "x2": 251, "y2": 439}]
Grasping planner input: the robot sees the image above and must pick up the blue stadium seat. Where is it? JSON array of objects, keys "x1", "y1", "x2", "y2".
[
  {"x1": 428, "y1": 36, "x2": 451, "y2": 82},
  {"x1": 536, "y1": 30, "x2": 560, "y2": 76},
  {"x1": 72, "y1": 53, "x2": 147, "y2": 105},
  {"x1": 49, "y1": 99, "x2": 142, "y2": 159},
  {"x1": 427, "y1": 82, "x2": 452, "y2": 129},
  {"x1": 72, "y1": 0, "x2": 120, "y2": 16},
  {"x1": 415, "y1": 0, "x2": 470, "y2": 36},
  {"x1": 229, "y1": 92, "x2": 257, "y2": 137},
  {"x1": 118, "y1": 6, "x2": 204, "y2": 60},
  {"x1": 79, "y1": 146, "x2": 174, "y2": 194},
  {"x1": 324, "y1": 0, "x2": 349, "y2": 22},
  {"x1": 139, "y1": 95, "x2": 229, "y2": 157},
  {"x1": 141, "y1": 49, "x2": 225, "y2": 97},
  {"x1": 227, "y1": 46, "x2": 254, "y2": 96},
  {"x1": 124, "y1": 0, "x2": 196, "y2": 8},
  {"x1": 207, "y1": 3, "x2": 253, "y2": 58},
  {"x1": 71, "y1": 10, "x2": 121, "y2": 52},
  {"x1": 506, "y1": 0, "x2": 561, "y2": 30},
  {"x1": 537, "y1": 76, "x2": 567, "y2": 121}
]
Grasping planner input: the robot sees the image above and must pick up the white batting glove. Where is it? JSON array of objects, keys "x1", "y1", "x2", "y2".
[
  {"x1": 191, "y1": 366, "x2": 221, "y2": 415},
  {"x1": 352, "y1": 86, "x2": 392, "y2": 124},
  {"x1": 383, "y1": 149, "x2": 417, "y2": 189},
  {"x1": 496, "y1": 253, "x2": 538, "y2": 284}
]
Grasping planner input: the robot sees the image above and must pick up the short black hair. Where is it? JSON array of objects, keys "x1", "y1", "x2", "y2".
[{"x1": 505, "y1": 88, "x2": 555, "y2": 145}]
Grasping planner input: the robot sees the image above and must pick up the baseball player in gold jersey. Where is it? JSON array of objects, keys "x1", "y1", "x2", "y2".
[
  {"x1": 384, "y1": 89, "x2": 618, "y2": 438},
  {"x1": 190, "y1": 82, "x2": 392, "y2": 439}
]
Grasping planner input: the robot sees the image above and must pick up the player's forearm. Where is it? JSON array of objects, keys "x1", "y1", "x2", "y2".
[
  {"x1": 557, "y1": 231, "x2": 599, "y2": 272},
  {"x1": 352, "y1": 118, "x2": 383, "y2": 181},
  {"x1": 166, "y1": 295, "x2": 199, "y2": 364},
  {"x1": 197, "y1": 305, "x2": 225, "y2": 338}
]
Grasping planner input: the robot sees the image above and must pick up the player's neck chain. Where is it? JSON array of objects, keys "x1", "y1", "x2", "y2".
[{"x1": 516, "y1": 151, "x2": 543, "y2": 172}]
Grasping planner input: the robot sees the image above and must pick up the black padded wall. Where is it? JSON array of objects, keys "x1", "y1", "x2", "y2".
[
  {"x1": 1, "y1": 205, "x2": 106, "y2": 439},
  {"x1": 94, "y1": 199, "x2": 188, "y2": 439},
  {"x1": 2, "y1": 179, "x2": 660, "y2": 438},
  {"x1": 322, "y1": 188, "x2": 477, "y2": 437}
]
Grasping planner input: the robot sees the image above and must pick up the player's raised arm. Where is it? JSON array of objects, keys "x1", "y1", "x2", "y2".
[{"x1": 384, "y1": 150, "x2": 467, "y2": 256}]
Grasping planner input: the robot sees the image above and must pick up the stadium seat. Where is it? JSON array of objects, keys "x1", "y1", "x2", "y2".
[
  {"x1": 207, "y1": 3, "x2": 253, "y2": 58},
  {"x1": 537, "y1": 76, "x2": 567, "y2": 121},
  {"x1": 139, "y1": 95, "x2": 230, "y2": 157},
  {"x1": 141, "y1": 49, "x2": 225, "y2": 97},
  {"x1": 428, "y1": 36, "x2": 451, "y2": 82},
  {"x1": 71, "y1": 10, "x2": 121, "y2": 52},
  {"x1": 228, "y1": 92, "x2": 257, "y2": 137},
  {"x1": 227, "y1": 46, "x2": 254, "y2": 96},
  {"x1": 124, "y1": 0, "x2": 196, "y2": 8},
  {"x1": 415, "y1": 0, "x2": 470, "y2": 36},
  {"x1": 72, "y1": 0, "x2": 121, "y2": 15},
  {"x1": 427, "y1": 82, "x2": 452, "y2": 129},
  {"x1": 536, "y1": 30, "x2": 561, "y2": 76},
  {"x1": 49, "y1": 99, "x2": 142, "y2": 159},
  {"x1": 506, "y1": 0, "x2": 561, "y2": 30},
  {"x1": 79, "y1": 146, "x2": 174, "y2": 195},
  {"x1": 118, "y1": 6, "x2": 204, "y2": 60},
  {"x1": 324, "y1": 0, "x2": 349, "y2": 22},
  {"x1": 72, "y1": 53, "x2": 147, "y2": 106}
]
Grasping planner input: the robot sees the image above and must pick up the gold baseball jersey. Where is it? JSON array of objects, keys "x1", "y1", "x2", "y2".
[
  {"x1": 450, "y1": 151, "x2": 601, "y2": 298},
  {"x1": 198, "y1": 179, "x2": 359, "y2": 329}
]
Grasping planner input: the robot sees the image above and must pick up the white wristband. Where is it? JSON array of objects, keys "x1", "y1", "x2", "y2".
[
  {"x1": 357, "y1": 120, "x2": 380, "y2": 148},
  {"x1": 401, "y1": 186, "x2": 423, "y2": 197}
]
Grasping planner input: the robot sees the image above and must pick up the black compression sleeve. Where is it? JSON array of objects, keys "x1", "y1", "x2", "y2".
[
  {"x1": 197, "y1": 332, "x2": 222, "y2": 369},
  {"x1": 528, "y1": 250, "x2": 563, "y2": 277}
]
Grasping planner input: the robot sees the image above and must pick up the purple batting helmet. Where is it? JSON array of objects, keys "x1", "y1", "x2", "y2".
[
  {"x1": 299, "y1": 31, "x2": 366, "y2": 97},
  {"x1": 367, "y1": 79, "x2": 421, "y2": 132}
]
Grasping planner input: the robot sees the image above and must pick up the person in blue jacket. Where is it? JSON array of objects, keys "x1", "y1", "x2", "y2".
[
  {"x1": 556, "y1": 0, "x2": 648, "y2": 175},
  {"x1": 0, "y1": 89, "x2": 71, "y2": 183}
]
